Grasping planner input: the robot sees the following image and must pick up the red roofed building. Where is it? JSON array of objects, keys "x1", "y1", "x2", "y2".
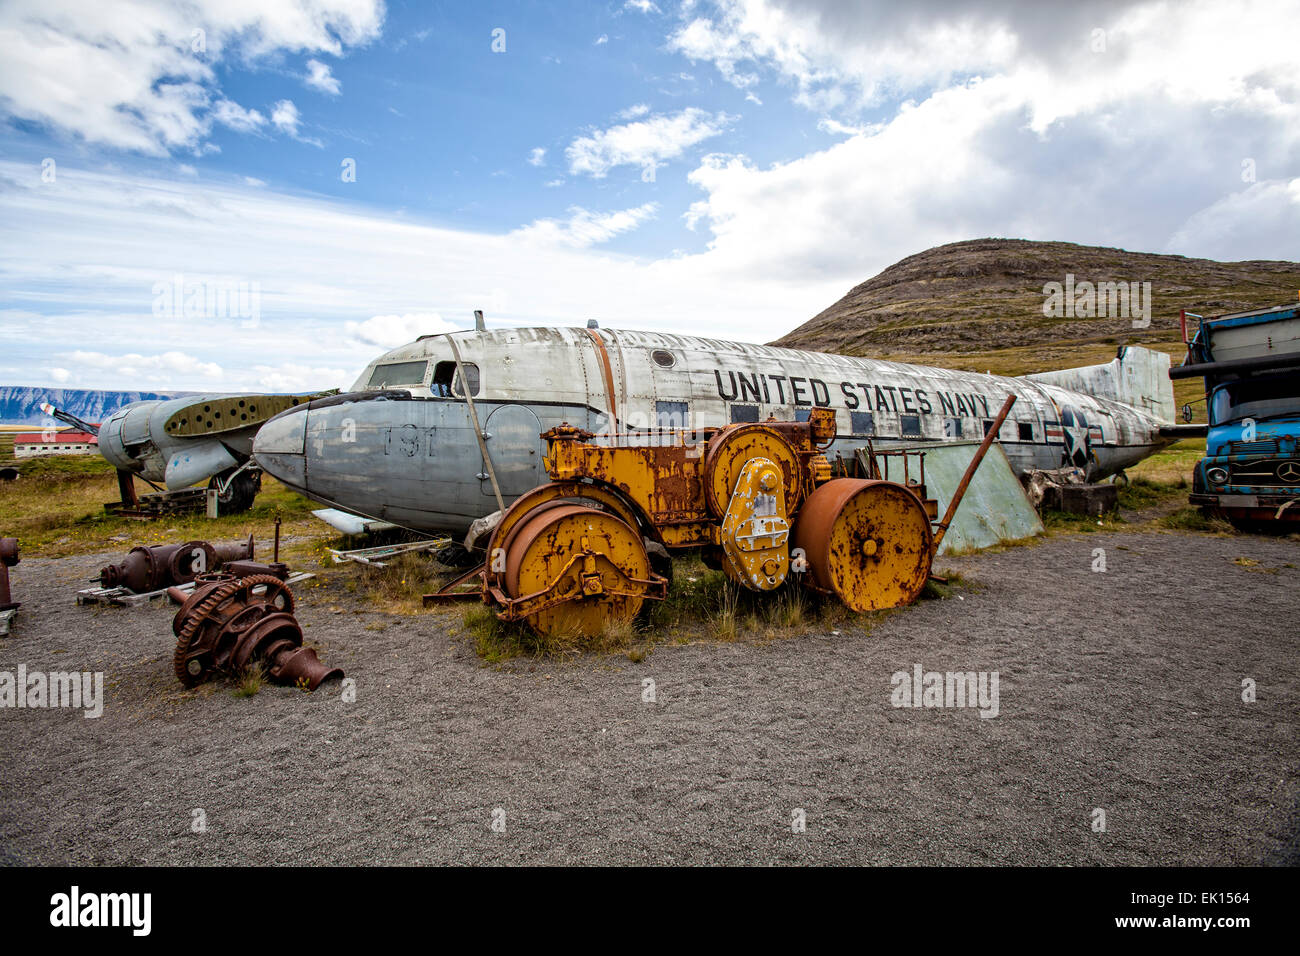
[{"x1": 13, "y1": 430, "x2": 100, "y2": 458}]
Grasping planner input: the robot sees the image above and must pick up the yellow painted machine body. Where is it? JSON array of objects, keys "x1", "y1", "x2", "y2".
[{"x1": 472, "y1": 406, "x2": 949, "y2": 638}]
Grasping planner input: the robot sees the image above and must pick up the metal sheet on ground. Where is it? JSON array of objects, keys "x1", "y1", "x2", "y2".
[{"x1": 878, "y1": 442, "x2": 1043, "y2": 555}]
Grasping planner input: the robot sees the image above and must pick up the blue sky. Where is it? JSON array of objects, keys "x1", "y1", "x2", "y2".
[{"x1": 1, "y1": 0, "x2": 1297, "y2": 392}]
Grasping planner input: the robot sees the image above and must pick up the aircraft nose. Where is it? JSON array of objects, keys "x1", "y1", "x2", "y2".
[{"x1": 253, "y1": 407, "x2": 308, "y2": 491}]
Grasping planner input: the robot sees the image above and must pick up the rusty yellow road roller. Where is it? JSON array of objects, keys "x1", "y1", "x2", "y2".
[{"x1": 433, "y1": 397, "x2": 1015, "y2": 639}]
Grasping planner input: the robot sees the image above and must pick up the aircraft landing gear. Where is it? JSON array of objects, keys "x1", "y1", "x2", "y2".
[{"x1": 208, "y1": 468, "x2": 261, "y2": 515}]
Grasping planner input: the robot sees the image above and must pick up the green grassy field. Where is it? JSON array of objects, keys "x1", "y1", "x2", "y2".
[{"x1": 0, "y1": 452, "x2": 325, "y2": 562}]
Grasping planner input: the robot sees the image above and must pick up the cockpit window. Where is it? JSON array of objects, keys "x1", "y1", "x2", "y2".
[
  {"x1": 432, "y1": 360, "x2": 481, "y2": 397},
  {"x1": 367, "y1": 361, "x2": 427, "y2": 388}
]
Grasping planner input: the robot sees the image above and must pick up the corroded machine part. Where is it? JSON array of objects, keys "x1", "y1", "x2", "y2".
[
  {"x1": 702, "y1": 425, "x2": 804, "y2": 518},
  {"x1": 170, "y1": 574, "x2": 341, "y2": 690},
  {"x1": 166, "y1": 541, "x2": 218, "y2": 584},
  {"x1": 491, "y1": 503, "x2": 659, "y2": 638},
  {"x1": 100, "y1": 543, "x2": 186, "y2": 591},
  {"x1": 0, "y1": 537, "x2": 19, "y2": 611},
  {"x1": 794, "y1": 479, "x2": 934, "y2": 612},
  {"x1": 100, "y1": 535, "x2": 255, "y2": 592},
  {"x1": 718, "y1": 456, "x2": 790, "y2": 591},
  {"x1": 449, "y1": 402, "x2": 1012, "y2": 640}
]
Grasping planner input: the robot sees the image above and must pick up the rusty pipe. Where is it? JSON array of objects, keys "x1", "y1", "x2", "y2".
[{"x1": 931, "y1": 393, "x2": 1017, "y2": 551}]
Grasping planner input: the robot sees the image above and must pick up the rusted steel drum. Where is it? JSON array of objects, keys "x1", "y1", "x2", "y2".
[
  {"x1": 793, "y1": 478, "x2": 933, "y2": 612},
  {"x1": 502, "y1": 503, "x2": 651, "y2": 638},
  {"x1": 702, "y1": 425, "x2": 802, "y2": 518}
]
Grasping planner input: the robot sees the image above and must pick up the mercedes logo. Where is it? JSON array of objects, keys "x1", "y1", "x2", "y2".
[{"x1": 1277, "y1": 461, "x2": 1300, "y2": 483}]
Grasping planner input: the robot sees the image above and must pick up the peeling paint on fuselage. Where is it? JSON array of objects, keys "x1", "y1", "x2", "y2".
[{"x1": 253, "y1": 327, "x2": 1176, "y2": 535}]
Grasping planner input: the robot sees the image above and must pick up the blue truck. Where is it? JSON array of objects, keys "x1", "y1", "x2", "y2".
[{"x1": 1171, "y1": 301, "x2": 1300, "y2": 530}]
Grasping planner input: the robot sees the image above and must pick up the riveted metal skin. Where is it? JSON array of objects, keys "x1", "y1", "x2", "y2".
[
  {"x1": 163, "y1": 394, "x2": 319, "y2": 438},
  {"x1": 794, "y1": 479, "x2": 934, "y2": 612}
]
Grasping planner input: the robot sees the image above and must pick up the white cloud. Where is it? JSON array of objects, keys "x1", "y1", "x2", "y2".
[
  {"x1": 212, "y1": 99, "x2": 266, "y2": 133},
  {"x1": 48, "y1": 367, "x2": 70, "y2": 383},
  {"x1": 567, "y1": 108, "x2": 734, "y2": 178},
  {"x1": 595, "y1": 34, "x2": 609, "y2": 45},
  {"x1": 816, "y1": 117, "x2": 870, "y2": 136},
  {"x1": 304, "y1": 59, "x2": 341, "y2": 96},
  {"x1": 618, "y1": 103, "x2": 651, "y2": 119},
  {"x1": 511, "y1": 203, "x2": 660, "y2": 248},
  {"x1": 528, "y1": 147, "x2": 547, "y2": 166},
  {"x1": 624, "y1": 1, "x2": 661, "y2": 13},
  {"x1": 545, "y1": 179, "x2": 565, "y2": 187},
  {"x1": 345, "y1": 313, "x2": 458, "y2": 349},
  {"x1": 0, "y1": 0, "x2": 383, "y2": 155},
  {"x1": 1166, "y1": 179, "x2": 1300, "y2": 261},
  {"x1": 0, "y1": 162, "x2": 851, "y2": 390},
  {"x1": 665, "y1": 0, "x2": 1300, "y2": 283},
  {"x1": 250, "y1": 363, "x2": 353, "y2": 393},
  {"x1": 271, "y1": 100, "x2": 302, "y2": 136},
  {"x1": 244, "y1": 176, "x2": 267, "y2": 187},
  {"x1": 69, "y1": 349, "x2": 223, "y2": 380}
]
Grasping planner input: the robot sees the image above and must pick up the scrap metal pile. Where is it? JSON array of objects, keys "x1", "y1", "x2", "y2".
[
  {"x1": 169, "y1": 572, "x2": 342, "y2": 690},
  {"x1": 434, "y1": 397, "x2": 1015, "y2": 639}
]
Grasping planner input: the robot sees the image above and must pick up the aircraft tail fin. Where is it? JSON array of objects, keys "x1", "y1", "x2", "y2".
[{"x1": 1020, "y1": 346, "x2": 1176, "y2": 423}]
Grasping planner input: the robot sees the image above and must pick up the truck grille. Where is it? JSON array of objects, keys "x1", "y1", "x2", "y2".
[
  {"x1": 1230, "y1": 459, "x2": 1300, "y2": 486},
  {"x1": 1230, "y1": 440, "x2": 1280, "y2": 455}
]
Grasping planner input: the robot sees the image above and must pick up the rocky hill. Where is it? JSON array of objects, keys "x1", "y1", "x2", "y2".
[
  {"x1": 774, "y1": 238, "x2": 1298, "y2": 360},
  {"x1": 0, "y1": 386, "x2": 193, "y2": 426}
]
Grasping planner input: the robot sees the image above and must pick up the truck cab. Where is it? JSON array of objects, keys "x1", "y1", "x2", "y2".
[{"x1": 1173, "y1": 302, "x2": 1300, "y2": 529}]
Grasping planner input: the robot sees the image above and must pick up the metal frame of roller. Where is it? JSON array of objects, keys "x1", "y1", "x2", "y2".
[{"x1": 443, "y1": 396, "x2": 1017, "y2": 639}]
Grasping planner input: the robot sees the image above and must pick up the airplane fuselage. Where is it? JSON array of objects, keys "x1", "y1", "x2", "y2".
[{"x1": 253, "y1": 326, "x2": 1177, "y2": 536}]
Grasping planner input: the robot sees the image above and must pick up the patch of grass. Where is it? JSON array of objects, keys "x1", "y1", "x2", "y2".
[
  {"x1": 232, "y1": 662, "x2": 266, "y2": 698},
  {"x1": 0, "y1": 467, "x2": 326, "y2": 561},
  {"x1": 464, "y1": 600, "x2": 648, "y2": 662},
  {"x1": 920, "y1": 570, "x2": 981, "y2": 601},
  {"x1": 1126, "y1": 438, "x2": 1206, "y2": 486},
  {"x1": 1159, "y1": 506, "x2": 1233, "y2": 533},
  {"x1": 359, "y1": 550, "x2": 450, "y2": 614},
  {"x1": 1040, "y1": 509, "x2": 1123, "y2": 532},
  {"x1": 1118, "y1": 475, "x2": 1187, "y2": 510},
  {"x1": 464, "y1": 604, "x2": 531, "y2": 663},
  {"x1": 462, "y1": 552, "x2": 900, "y2": 661}
]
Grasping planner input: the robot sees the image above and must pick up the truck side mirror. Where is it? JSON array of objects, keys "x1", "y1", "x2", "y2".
[{"x1": 1182, "y1": 403, "x2": 1193, "y2": 423}]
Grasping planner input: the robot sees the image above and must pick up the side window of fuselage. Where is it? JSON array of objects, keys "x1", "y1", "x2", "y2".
[
  {"x1": 656, "y1": 401, "x2": 689, "y2": 430},
  {"x1": 431, "y1": 360, "x2": 480, "y2": 398}
]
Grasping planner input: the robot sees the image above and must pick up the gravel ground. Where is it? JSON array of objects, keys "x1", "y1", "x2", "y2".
[{"x1": 0, "y1": 526, "x2": 1296, "y2": 866}]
